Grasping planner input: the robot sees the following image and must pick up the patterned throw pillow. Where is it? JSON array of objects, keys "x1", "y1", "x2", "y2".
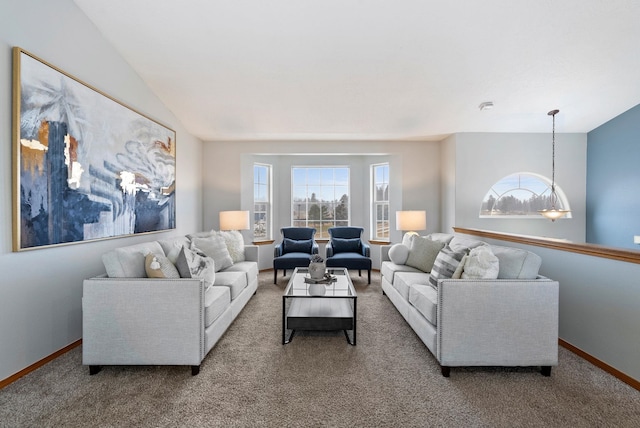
[
  {"x1": 144, "y1": 253, "x2": 181, "y2": 279},
  {"x1": 191, "y1": 235, "x2": 233, "y2": 272},
  {"x1": 405, "y1": 236, "x2": 445, "y2": 272},
  {"x1": 428, "y1": 246, "x2": 467, "y2": 288},
  {"x1": 174, "y1": 246, "x2": 215, "y2": 289}
]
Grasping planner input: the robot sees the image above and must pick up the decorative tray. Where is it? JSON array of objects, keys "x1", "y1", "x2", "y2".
[{"x1": 304, "y1": 275, "x2": 337, "y2": 284}]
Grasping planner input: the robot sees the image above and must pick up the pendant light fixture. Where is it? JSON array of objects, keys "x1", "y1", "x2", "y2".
[{"x1": 539, "y1": 109, "x2": 570, "y2": 221}]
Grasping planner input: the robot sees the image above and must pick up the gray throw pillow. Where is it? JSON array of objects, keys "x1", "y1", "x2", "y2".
[
  {"x1": 428, "y1": 246, "x2": 467, "y2": 288},
  {"x1": 405, "y1": 236, "x2": 445, "y2": 272},
  {"x1": 388, "y1": 243, "x2": 410, "y2": 265},
  {"x1": 191, "y1": 235, "x2": 233, "y2": 272}
]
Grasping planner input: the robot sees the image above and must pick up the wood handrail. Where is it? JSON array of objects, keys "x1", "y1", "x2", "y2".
[{"x1": 453, "y1": 227, "x2": 640, "y2": 265}]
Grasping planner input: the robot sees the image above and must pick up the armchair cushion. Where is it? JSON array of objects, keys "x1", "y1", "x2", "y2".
[
  {"x1": 331, "y1": 237, "x2": 361, "y2": 253},
  {"x1": 283, "y1": 238, "x2": 313, "y2": 254}
]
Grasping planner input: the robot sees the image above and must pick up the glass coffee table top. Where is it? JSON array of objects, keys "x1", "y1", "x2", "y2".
[{"x1": 282, "y1": 267, "x2": 357, "y2": 345}]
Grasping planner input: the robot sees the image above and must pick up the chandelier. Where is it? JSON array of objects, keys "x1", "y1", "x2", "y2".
[{"x1": 539, "y1": 109, "x2": 571, "y2": 221}]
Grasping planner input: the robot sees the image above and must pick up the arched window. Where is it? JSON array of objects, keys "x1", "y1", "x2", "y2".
[{"x1": 480, "y1": 172, "x2": 571, "y2": 218}]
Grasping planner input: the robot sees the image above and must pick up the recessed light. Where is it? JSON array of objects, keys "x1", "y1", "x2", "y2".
[{"x1": 479, "y1": 101, "x2": 494, "y2": 111}]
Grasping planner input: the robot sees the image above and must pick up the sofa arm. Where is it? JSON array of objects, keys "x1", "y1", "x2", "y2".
[
  {"x1": 436, "y1": 277, "x2": 559, "y2": 367},
  {"x1": 380, "y1": 245, "x2": 393, "y2": 262},
  {"x1": 82, "y1": 277, "x2": 206, "y2": 366},
  {"x1": 244, "y1": 245, "x2": 259, "y2": 262}
]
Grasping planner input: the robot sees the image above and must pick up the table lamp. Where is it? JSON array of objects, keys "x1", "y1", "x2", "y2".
[
  {"x1": 396, "y1": 210, "x2": 426, "y2": 244},
  {"x1": 219, "y1": 210, "x2": 250, "y2": 231}
]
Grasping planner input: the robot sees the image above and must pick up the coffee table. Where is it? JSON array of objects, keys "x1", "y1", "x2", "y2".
[{"x1": 282, "y1": 267, "x2": 357, "y2": 345}]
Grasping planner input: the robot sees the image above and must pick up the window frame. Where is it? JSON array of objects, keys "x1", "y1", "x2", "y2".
[
  {"x1": 371, "y1": 162, "x2": 390, "y2": 241},
  {"x1": 253, "y1": 163, "x2": 272, "y2": 241}
]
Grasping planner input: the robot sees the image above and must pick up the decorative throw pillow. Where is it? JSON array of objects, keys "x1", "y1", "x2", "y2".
[
  {"x1": 174, "y1": 246, "x2": 215, "y2": 289},
  {"x1": 388, "y1": 243, "x2": 410, "y2": 265},
  {"x1": 283, "y1": 238, "x2": 313, "y2": 254},
  {"x1": 428, "y1": 246, "x2": 467, "y2": 288},
  {"x1": 461, "y1": 245, "x2": 500, "y2": 279},
  {"x1": 331, "y1": 237, "x2": 361, "y2": 253},
  {"x1": 145, "y1": 253, "x2": 181, "y2": 279},
  {"x1": 191, "y1": 235, "x2": 233, "y2": 272},
  {"x1": 405, "y1": 236, "x2": 445, "y2": 273},
  {"x1": 217, "y1": 230, "x2": 245, "y2": 263}
]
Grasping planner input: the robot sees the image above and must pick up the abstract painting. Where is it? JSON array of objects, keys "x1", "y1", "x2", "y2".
[{"x1": 12, "y1": 48, "x2": 176, "y2": 251}]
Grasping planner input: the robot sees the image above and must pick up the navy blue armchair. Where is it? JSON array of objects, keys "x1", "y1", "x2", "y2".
[
  {"x1": 273, "y1": 227, "x2": 319, "y2": 284},
  {"x1": 325, "y1": 226, "x2": 372, "y2": 284}
]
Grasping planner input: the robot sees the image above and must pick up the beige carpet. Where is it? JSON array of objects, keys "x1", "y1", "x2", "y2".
[{"x1": 1, "y1": 270, "x2": 640, "y2": 427}]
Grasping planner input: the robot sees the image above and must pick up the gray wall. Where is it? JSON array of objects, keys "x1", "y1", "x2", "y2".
[
  {"x1": 0, "y1": 0, "x2": 203, "y2": 381},
  {"x1": 203, "y1": 140, "x2": 440, "y2": 270}
]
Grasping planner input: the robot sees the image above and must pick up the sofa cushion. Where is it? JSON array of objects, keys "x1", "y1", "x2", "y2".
[
  {"x1": 192, "y1": 235, "x2": 233, "y2": 272},
  {"x1": 490, "y1": 245, "x2": 542, "y2": 279},
  {"x1": 217, "y1": 230, "x2": 246, "y2": 263},
  {"x1": 405, "y1": 236, "x2": 445, "y2": 273},
  {"x1": 157, "y1": 236, "x2": 190, "y2": 261},
  {"x1": 409, "y1": 284, "x2": 438, "y2": 326},
  {"x1": 102, "y1": 241, "x2": 165, "y2": 278},
  {"x1": 205, "y1": 285, "x2": 230, "y2": 327},
  {"x1": 222, "y1": 261, "x2": 259, "y2": 286},
  {"x1": 393, "y1": 271, "x2": 431, "y2": 301},
  {"x1": 448, "y1": 236, "x2": 487, "y2": 253},
  {"x1": 428, "y1": 246, "x2": 467, "y2": 288},
  {"x1": 388, "y1": 244, "x2": 410, "y2": 265},
  {"x1": 144, "y1": 254, "x2": 180, "y2": 279},
  {"x1": 332, "y1": 237, "x2": 361, "y2": 253},
  {"x1": 213, "y1": 271, "x2": 247, "y2": 300},
  {"x1": 461, "y1": 245, "x2": 499, "y2": 279},
  {"x1": 380, "y1": 261, "x2": 422, "y2": 283},
  {"x1": 174, "y1": 246, "x2": 216, "y2": 289},
  {"x1": 283, "y1": 238, "x2": 313, "y2": 254}
]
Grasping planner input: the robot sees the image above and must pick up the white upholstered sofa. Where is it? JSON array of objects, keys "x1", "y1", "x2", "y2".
[
  {"x1": 82, "y1": 231, "x2": 258, "y2": 375},
  {"x1": 381, "y1": 233, "x2": 559, "y2": 377}
]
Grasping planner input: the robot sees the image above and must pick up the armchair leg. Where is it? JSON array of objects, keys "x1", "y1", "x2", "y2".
[
  {"x1": 358, "y1": 269, "x2": 362, "y2": 277},
  {"x1": 368, "y1": 269, "x2": 371, "y2": 284},
  {"x1": 274, "y1": 269, "x2": 277, "y2": 284},
  {"x1": 541, "y1": 366, "x2": 551, "y2": 377}
]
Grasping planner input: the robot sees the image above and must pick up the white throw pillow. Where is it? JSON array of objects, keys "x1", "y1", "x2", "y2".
[
  {"x1": 405, "y1": 236, "x2": 446, "y2": 273},
  {"x1": 388, "y1": 243, "x2": 410, "y2": 265},
  {"x1": 217, "y1": 230, "x2": 245, "y2": 263},
  {"x1": 191, "y1": 235, "x2": 233, "y2": 272},
  {"x1": 461, "y1": 245, "x2": 499, "y2": 279}
]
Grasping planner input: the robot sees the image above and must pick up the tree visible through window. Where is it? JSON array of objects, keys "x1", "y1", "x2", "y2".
[
  {"x1": 253, "y1": 163, "x2": 271, "y2": 239},
  {"x1": 480, "y1": 172, "x2": 571, "y2": 218},
  {"x1": 292, "y1": 167, "x2": 349, "y2": 238}
]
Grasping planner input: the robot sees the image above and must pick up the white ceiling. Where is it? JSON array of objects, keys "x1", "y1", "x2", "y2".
[{"x1": 73, "y1": 0, "x2": 640, "y2": 141}]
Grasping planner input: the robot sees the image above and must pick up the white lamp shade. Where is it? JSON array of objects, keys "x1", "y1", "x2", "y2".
[
  {"x1": 219, "y1": 210, "x2": 250, "y2": 231},
  {"x1": 396, "y1": 210, "x2": 426, "y2": 232}
]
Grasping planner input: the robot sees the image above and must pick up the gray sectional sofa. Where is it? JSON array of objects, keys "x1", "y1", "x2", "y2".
[
  {"x1": 82, "y1": 231, "x2": 258, "y2": 375},
  {"x1": 381, "y1": 233, "x2": 559, "y2": 377}
]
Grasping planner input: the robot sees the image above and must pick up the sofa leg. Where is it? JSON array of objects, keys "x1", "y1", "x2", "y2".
[
  {"x1": 89, "y1": 365, "x2": 101, "y2": 375},
  {"x1": 441, "y1": 366, "x2": 450, "y2": 377},
  {"x1": 191, "y1": 365, "x2": 200, "y2": 376},
  {"x1": 541, "y1": 366, "x2": 551, "y2": 377}
]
